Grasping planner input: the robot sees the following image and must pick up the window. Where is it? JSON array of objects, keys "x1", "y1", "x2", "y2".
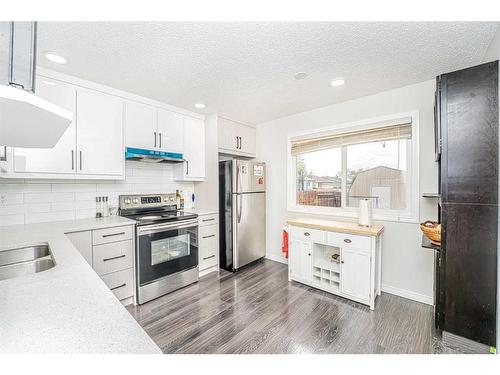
[{"x1": 289, "y1": 113, "x2": 417, "y2": 221}]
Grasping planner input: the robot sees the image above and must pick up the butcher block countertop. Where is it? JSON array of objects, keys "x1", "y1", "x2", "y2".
[{"x1": 287, "y1": 217, "x2": 384, "y2": 237}]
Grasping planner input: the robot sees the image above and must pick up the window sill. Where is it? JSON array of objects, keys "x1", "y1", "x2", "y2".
[{"x1": 287, "y1": 205, "x2": 419, "y2": 224}]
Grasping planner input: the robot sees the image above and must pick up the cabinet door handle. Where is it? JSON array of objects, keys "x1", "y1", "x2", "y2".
[
  {"x1": 103, "y1": 254, "x2": 126, "y2": 262},
  {"x1": 202, "y1": 234, "x2": 215, "y2": 239},
  {"x1": 186, "y1": 160, "x2": 189, "y2": 175},
  {"x1": 341, "y1": 260, "x2": 345, "y2": 264},
  {"x1": 102, "y1": 231, "x2": 125, "y2": 238},
  {"x1": 71, "y1": 150, "x2": 74, "y2": 170},
  {"x1": 110, "y1": 283, "x2": 127, "y2": 291},
  {"x1": 303, "y1": 232, "x2": 310, "y2": 236},
  {"x1": 202, "y1": 218, "x2": 215, "y2": 222},
  {"x1": 79, "y1": 151, "x2": 82, "y2": 170},
  {"x1": 159, "y1": 132, "x2": 162, "y2": 148},
  {"x1": 308, "y1": 253, "x2": 311, "y2": 256},
  {"x1": 203, "y1": 255, "x2": 215, "y2": 260},
  {"x1": 343, "y1": 238, "x2": 352, "y2": 243},
  {"x1": 154, "y1": 132, "x2": 157, "y2": 148},
  {"x1": 236, "y1": 136, "x2": 239, "y2": 149},
  {"x1": 239, "y1": 136, "x2": 242, "y2": 150}
]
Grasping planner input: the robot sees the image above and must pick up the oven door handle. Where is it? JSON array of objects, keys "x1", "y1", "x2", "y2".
[{"x1": 137, "y1": 219, "x2": 199, "y2": 235}]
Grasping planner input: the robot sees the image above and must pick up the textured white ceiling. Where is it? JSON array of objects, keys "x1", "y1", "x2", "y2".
[{"x1": 37, "y1": 22, "x2": 499, "y2": 124}]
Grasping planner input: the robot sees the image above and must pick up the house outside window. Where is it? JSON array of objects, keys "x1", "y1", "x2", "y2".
[{"x1": 288, "y1": 112, "x2": 418, "y2": 222}]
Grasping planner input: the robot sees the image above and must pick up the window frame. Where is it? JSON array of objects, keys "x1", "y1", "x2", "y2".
[{"x1": 287, "y1": 111, "x2": 420, "y2": 223}]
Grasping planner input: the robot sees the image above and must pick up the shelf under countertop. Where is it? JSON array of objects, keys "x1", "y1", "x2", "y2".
[{"x1": 421, "y1": 234, "x2": 441, "y2": 251}]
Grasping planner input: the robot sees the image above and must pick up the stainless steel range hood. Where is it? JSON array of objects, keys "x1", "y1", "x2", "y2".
[{"x1": 0, "y1": 22, "x2": 72, "y2": 148}]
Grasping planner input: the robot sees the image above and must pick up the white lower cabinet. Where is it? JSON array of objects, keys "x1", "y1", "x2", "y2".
[
  {"x1": 289, "y1": 224, "x2": 382, "y2": 310},
  {"x1": 66, "y1": 230, "x2": 92, "y2": 266},
  {"x1": 289, "y1": 238, "x2": 312, "y2": 284},
  {"x1": 66, "y1": 224, "x2": 135, "y2": 305},
  {"x1": 197, "y1": 213, "x2": 219, "y2": 275},
  {"x1": 340, "y1": 247, "x2": 371, "y2": 302}
]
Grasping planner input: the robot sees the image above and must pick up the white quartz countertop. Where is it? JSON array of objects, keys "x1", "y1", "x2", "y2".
[{"x1": 0, "y1": 216, "x2": 161, "y2": 354}]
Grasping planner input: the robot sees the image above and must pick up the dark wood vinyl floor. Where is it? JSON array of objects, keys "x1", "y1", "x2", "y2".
[{"x1": 127, "y1": 259, "x2": 452, "y2": 354}]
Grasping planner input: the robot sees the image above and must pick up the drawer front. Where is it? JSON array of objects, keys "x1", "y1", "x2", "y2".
[
  {"x1": 199, "y1": 224, "x2": 218, "y2": 270},
  {"x1": 101, "y1": 268, "x2": 134, "y2": 301},
  {"x1": 289, "y1": 226, "x2": 325, "y2": 243},
  {"x1": 198, "y1": 213, "x2": 219, "y2": 226},
  {"x1": 327, "y1": 231, "x2": 371, "y2": 252},
  {"x1": 93, "y1": 225, "x2": 133, "y2": 245},
  {"x1": 93, "y1": 240, "x2": 134, "y2": 275}
]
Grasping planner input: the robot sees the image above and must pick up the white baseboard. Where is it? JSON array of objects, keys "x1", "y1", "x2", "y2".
[
  {"x1": 265, "y1": 252, "x2": 288, "y2": 264},
  {"x1": 381, "y1": 283, "x2": 434, "y2": 306}
]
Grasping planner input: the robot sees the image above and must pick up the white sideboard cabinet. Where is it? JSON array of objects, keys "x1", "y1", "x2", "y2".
[{"x1": 287, "y1": 218, "x2": 384, "y2": 310}]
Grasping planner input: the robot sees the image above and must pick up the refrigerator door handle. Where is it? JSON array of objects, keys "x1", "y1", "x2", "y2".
[
  {"x1": 237, "y1": 193, "x2": 243, "y2": 223},
  {"x1": 236, "y1": 164, "x2": 241, "y2": 193}
]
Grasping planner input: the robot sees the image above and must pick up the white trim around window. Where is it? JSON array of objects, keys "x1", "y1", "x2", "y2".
[{"x1": 287, "y1": 110, "x2": 420, "y2": 223}]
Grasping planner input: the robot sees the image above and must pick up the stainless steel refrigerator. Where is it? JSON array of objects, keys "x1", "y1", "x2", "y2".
[{"x1": 219, "y1": 160, "x2": 266, "y2": 272}]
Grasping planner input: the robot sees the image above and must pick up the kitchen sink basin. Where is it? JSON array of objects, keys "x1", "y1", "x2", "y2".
[{"x1": 0, "y1": 244, "x2": 55, "y2": 281}]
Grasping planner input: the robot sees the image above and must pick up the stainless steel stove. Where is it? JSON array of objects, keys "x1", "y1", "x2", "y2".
[{"x1": 119, "y1": 193, "x2": 199, "y2": 304}]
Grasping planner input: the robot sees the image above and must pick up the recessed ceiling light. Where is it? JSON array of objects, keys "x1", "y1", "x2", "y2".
[
  {"x1": 330, "y1": 78, "x2": 345, "y2": 87},
  {"x1": 43, "y1": 51, "x2": 67, "y2": 64},
  {"x1": 194, "y1": 103, "x2": 206, "y2": 109},
  {"x1": 294, "y1": 72, "x2": 308, "y2": 80}
]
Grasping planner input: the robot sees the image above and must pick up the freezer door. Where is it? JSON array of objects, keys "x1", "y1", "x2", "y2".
[
  {"x1": 233, "y1": 192, "x2": 266, "y2": 269},
  {"x1": 233, "y1": 160, "x2": 266, "y2": 193}
]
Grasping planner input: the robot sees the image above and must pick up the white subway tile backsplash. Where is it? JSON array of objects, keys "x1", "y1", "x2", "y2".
[
  {"x1": 24, "y1": 203, "x2": 52, "y2": 214},
  {"x1": 22, "y1": 184, "x2": 52, "y2": 193},
  {"x1": 52, "y1": 183, "x2": 97, "y2": 193},
  {"x1": 0, "y1": 204, "x2": 25, "y2": 215},
  {"x1": 0, "y1": 214, "x2": 24, "y2": 226},
  {"x1": 25, "y1": 211, "x2": 76, "y2": 224},
  {"x1": 0, "y1": 162, "x2": 194, "y2": 226},
  {"x1": 75, "y1": 192, "x2": 97, "y2": 201},
  {"x1": 0, "y1": 192, "x2": 24, "y2": 205}
]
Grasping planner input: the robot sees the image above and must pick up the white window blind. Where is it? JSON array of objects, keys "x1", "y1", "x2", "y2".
[{"x1": 291, "y1": 117, "x2": 412, "y2": 156}]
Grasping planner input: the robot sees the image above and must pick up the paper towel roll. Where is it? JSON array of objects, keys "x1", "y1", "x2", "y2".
[{"x1": 358, "y1": 199, "x2": 372, "y2": 227}]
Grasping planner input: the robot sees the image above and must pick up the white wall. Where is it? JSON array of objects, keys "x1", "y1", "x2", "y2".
[
  {"x1": 256, "y1": 79, "x2": 438, "y2": 304},
  {"x1": 0, "y1": 161, "x2": 194, "y2": 226},
  {"x1": 193, "y1": 113, "x2": 219, "y2": 212},
  {"x1": 483, "y1": 25, "x2": 500, "y2": 62}
]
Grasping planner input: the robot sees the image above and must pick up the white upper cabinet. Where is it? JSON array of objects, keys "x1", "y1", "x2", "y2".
[
  {"x1": 124, "y1": 103, "x2": 185, "y2": 155},
  {"x1": 218, "y1": 117, "x2": 256, "y2": 157},
  {"x1": 125, "y1": 101, "x2": 157, "y2": 150},
  {"x1": 14, "y1": 77, "x2": 77, "y2": 174},
  {"x1": 157, "y1": 109, "x2": 184, "y2": 154},
  {"x1": 177, "y1": 117, "x2": 205, "y2": 181},
  {"x1": 76, "y1": 88, "x2": 124, "y2": 176}
]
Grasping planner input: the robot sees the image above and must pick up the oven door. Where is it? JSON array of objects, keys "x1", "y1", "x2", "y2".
[{"x1": 137, "y1": 219, "x2": 198, "y2": 286}]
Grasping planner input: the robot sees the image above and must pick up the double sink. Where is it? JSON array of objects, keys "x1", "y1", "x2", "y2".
[{"x1": 0, "y1": 244, "x2": 55, "y2": 281}]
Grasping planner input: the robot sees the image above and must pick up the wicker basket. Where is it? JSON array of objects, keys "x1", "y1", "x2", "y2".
[{"x1": 420, "y1": 220, "x2": 441, "y2": 245}]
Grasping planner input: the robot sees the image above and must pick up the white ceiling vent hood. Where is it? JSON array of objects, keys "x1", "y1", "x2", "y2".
[{"x1": 0, "y1": 22, "x2": 72, "y2": 148}]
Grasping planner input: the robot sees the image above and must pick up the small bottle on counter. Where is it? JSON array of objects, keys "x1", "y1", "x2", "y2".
[
  {"x1": 103, "y1": 196, "x2": 110, "y2": 217},
  {"x1": 175, "y1": 189, "x2": 181, "y2": 209},
  {"x1": 96, "y1": 196, "x2": 103, "y2": 218},
  {"x1": 180, "y1": 190, "x2": 185, "y2": 210}
]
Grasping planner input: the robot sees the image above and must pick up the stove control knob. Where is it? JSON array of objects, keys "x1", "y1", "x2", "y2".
[
  {"x1": 163, "y1": 197, "x2": 168, "y2": 202},
  {"x1": 124, "y1": 198, "x2": 131, "y2": 204},
  {"x1": 169, "y1": 197, "x2": 175, "y2": 202},
  {"x1": 133, "y1": 198, "x2": 139, "y2": 204}
]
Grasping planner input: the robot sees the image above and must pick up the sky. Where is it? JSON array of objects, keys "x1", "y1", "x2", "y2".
[{"x1": 299, "y1": 140, "x2": 407, "y2": 177}]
